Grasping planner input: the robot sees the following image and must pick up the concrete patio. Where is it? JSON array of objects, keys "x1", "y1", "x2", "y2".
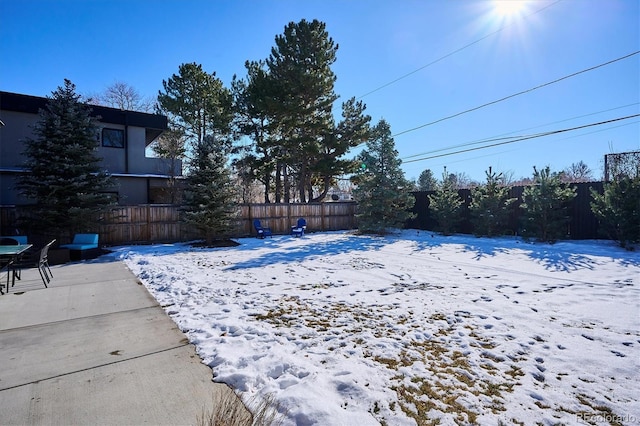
[{"x1": 0, "y1": 258, "x2": 249, "y2": 425}]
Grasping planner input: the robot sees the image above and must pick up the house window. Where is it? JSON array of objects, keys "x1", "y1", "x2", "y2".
[{"x1": 102, "y1": 128, "x2": 125, "y2": 148}]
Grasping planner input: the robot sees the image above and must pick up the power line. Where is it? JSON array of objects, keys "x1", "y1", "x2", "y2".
[
  {"x1": 401, "y1": 102, "x2": 639, "y2": 160},
  {"x1": 393, "y1": 51, "x2": 640, "y2": 138},
  {"x1": 357, "y1": 0, "x2": 563, "y2": 99},
  {"x1": 406, "y1": 120, "x2": 638, "y2": 172},
  {"x1": 402, "y1": 114, "x2": 640, "y2": 164}
]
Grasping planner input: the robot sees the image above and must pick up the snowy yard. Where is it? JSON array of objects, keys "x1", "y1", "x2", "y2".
[{"x1": 111, "y1": 230, "x2": 639, "y2": 425}]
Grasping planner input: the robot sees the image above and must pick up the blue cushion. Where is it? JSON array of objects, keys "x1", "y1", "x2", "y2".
[
  {"x1": 72, "y1": 234, "x2": 99, "y2": 245},
  {"x1": 1, "y1": 236, "x2": 28, "y2": 244},
  {"x1": 62, "y1": 244, "x2": 98, "y2": 251},
  {"x1": 61, "y1": 234, "x2": 99, "y2": 250}
]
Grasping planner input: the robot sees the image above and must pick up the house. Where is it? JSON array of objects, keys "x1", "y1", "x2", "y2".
[{"x1": 0, "y1": 90, "x2": 182, "y2": 206}]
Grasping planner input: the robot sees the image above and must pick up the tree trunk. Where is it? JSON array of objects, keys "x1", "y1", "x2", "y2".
[
  {"x1": 275, "y1": 162, "x2": 282, "y2": 203},
  {"x1": 298, "y1": 163, "x2": 307, "y2": 203},
  {"x1": 310, "y1": 176, "x2": 331, "y2": 202},
  {"x1": 284, "y1": 164, "x2": 290, "y2": 203},
  {"x1": 263, "y1": 174, "x2": 271, "y2": 203}
]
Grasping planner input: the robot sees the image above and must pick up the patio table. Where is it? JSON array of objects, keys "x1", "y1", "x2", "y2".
[{"x1": 0, "y1": 244, "x2": 33, "y2": 294}]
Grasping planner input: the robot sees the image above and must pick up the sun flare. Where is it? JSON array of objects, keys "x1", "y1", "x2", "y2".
[{"x1": 493, "y1": 0, "x2": 528, "y2": 18}]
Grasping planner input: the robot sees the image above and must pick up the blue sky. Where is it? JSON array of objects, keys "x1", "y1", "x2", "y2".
[{"x1": 1, "y1": 0, "x2": 638, "y2": 182}]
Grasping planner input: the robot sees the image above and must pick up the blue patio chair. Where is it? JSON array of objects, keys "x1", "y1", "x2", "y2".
[
  {"x1": 253, "y1": 219, "x2": 272, "y2": 239},
  {"x1": 291, "y1": 218, "x2": 307, "y2": 237}
]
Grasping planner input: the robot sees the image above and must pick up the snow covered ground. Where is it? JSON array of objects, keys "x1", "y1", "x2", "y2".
[{"x1": 109, "y1": 230, "x2": 640, "y2": 425}]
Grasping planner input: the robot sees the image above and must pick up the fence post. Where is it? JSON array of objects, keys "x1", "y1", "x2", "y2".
[{"x1": 321, "y1": 203, "x2": 326, "y2": 231}]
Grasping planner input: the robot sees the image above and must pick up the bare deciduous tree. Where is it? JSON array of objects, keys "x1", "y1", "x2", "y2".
[
  {"x1": 88, "y1": 81, "x2": 154, "y2": 112},
  {"x1": 563, "y1": 161, "x2": 594, "y2": 182}
]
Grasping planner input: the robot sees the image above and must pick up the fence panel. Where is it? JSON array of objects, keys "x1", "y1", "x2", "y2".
[
  {"x1": 1, "y1": 182, "x2": 607, "y2": 245},
  {"x1": 0, "y1": 202, "x2": 358, "y2": 246}
]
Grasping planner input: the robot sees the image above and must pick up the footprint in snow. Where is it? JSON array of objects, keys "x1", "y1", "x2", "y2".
[
  {"x1": 529, "y1": 392, "x2": 544, "y2": 401},
  {"x1": 532, "y1": 372, "x2": 545, "y2": 382}
]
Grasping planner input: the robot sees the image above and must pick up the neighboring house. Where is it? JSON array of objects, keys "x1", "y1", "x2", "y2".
[{"x1": 0, "y1": 90, "x2": 182, "y2": 206}]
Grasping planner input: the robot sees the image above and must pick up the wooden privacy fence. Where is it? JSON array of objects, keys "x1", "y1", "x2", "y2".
[
  {"x1": 0, "y1": 182, "x2": 611, "y2": 244},
  {"x1": 0, "y1": 202, "x2": 358, "y2": 246}
]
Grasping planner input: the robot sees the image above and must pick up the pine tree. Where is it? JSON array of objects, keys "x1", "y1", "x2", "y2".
[
  {"x1": 590, "y1": 176, "x2": 640, "y2": 249},
  {"x1": 17, "y1": 79, "x2": 114, "y2": 239},
  {"x1": 428, "y1": 171, "x2": 463, "y2": 236},
  {"x1": 266, "y1": 19, "x2": 340, "y2": 202},
  {"x1": 470, "y1": 168, "x2": 516, "y2": 237},
  {"x1": 520, "y1": 166, "x2": 576, "y2": 242},
  {"x1": 417, "y1": 169, "x2": 438, "y2": 191},
  {"x1": 352, "y1": 120, "x2": 413, "y2": 234},
  {"x1": 181, "y1": 136, "x2": 238, "y2": 246},
  {"x1": 157, "y1": 62, "x2": 233, "y2": 163}
]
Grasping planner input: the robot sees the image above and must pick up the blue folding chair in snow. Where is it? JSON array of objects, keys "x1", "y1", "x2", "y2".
[
  {"x1": 253, "y1": 219, "x2": 272, "y2": 239},
  {"x1": 291, "y1": 218, "x2": 306, "y2": 237}
]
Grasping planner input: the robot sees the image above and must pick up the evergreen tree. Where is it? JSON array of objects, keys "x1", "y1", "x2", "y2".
[
  {"x1": 181, "y1": 136, "x2": 238, "y2": 245},
  {"x1": 469, "y1": 168, "x2": 516, "y2": 237},
  {"x1": 590, "y1": 176, "x2": 640, "y2": 249},
  {"x1": 157, "y1": 62, "x2": 233, "y2": 164},
  {"x1": 428, "y1": 170, "x2": 463, "y2": 236},
  {"x1": 312, "y1": 97, "x2": 370, "y2": 202},
  {"x1": 417, "y1": 169, "x2": 438, "y2": 191},
  {"x1": 233, "y1": 21, "x2": 370, "y2": 203},
  {"x1": 231, "y1": 60, "x2": 279, "y2": 202},
  {"x1": 352, "y1": 120, "x2": 413, "y2": 234},
  {"x1": 17, "y1": 79, "x2": 114, "y2": 238},
  {"x1": 266, "y1": 19, "x2": 339, "y2": 202},
  {"x1": 520, "y1": 166, "x2": 576, "y2": 242}
]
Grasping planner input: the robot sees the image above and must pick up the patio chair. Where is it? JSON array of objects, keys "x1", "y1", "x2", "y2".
[
  {"x1": 253, "y1": 219, "x2": 272, "y2": 239},
  {"x1": 8, "y1": 239, "x2": 54, "y2": 288},
  {"x1": 37, "y1": 239, "x2": 55, "y2": 287},
  {"x1": 291, "y1": 218, "x2": 307, "y2": 237},
  {"x1": 0, "y1": 258, "x2": 14, "y2": 295}
]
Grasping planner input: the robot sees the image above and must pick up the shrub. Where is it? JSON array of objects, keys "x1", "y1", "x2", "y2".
[
  {"x1": 520, "y1": 166, "x2": 576, "y2": 242},
  {"x1": 591, "y1": 176, "x2": 640, "y2": 249},
  {"x1": 470, "y1": 169, "x2": 516, "y2": 237},
  {"x1": 428, "y1": 175, "x2": 463, "y2": 236}
]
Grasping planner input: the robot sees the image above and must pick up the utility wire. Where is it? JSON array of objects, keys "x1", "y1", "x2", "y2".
[
  {"x1": 402, "y1": 114, "x2": 640, "y2": 164},
  {"x1": 357, "y1": 0, "x2": 563, "y2": 99},
  {"x1": 393, "y1": 51, "x2": 640, "y2": 138},
  {"x1": 401, "y1": 102, "x2": 639, "y2": 160},
  {"x1": 412, "y1": 119, "x2": 638, "y2": 171}
]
